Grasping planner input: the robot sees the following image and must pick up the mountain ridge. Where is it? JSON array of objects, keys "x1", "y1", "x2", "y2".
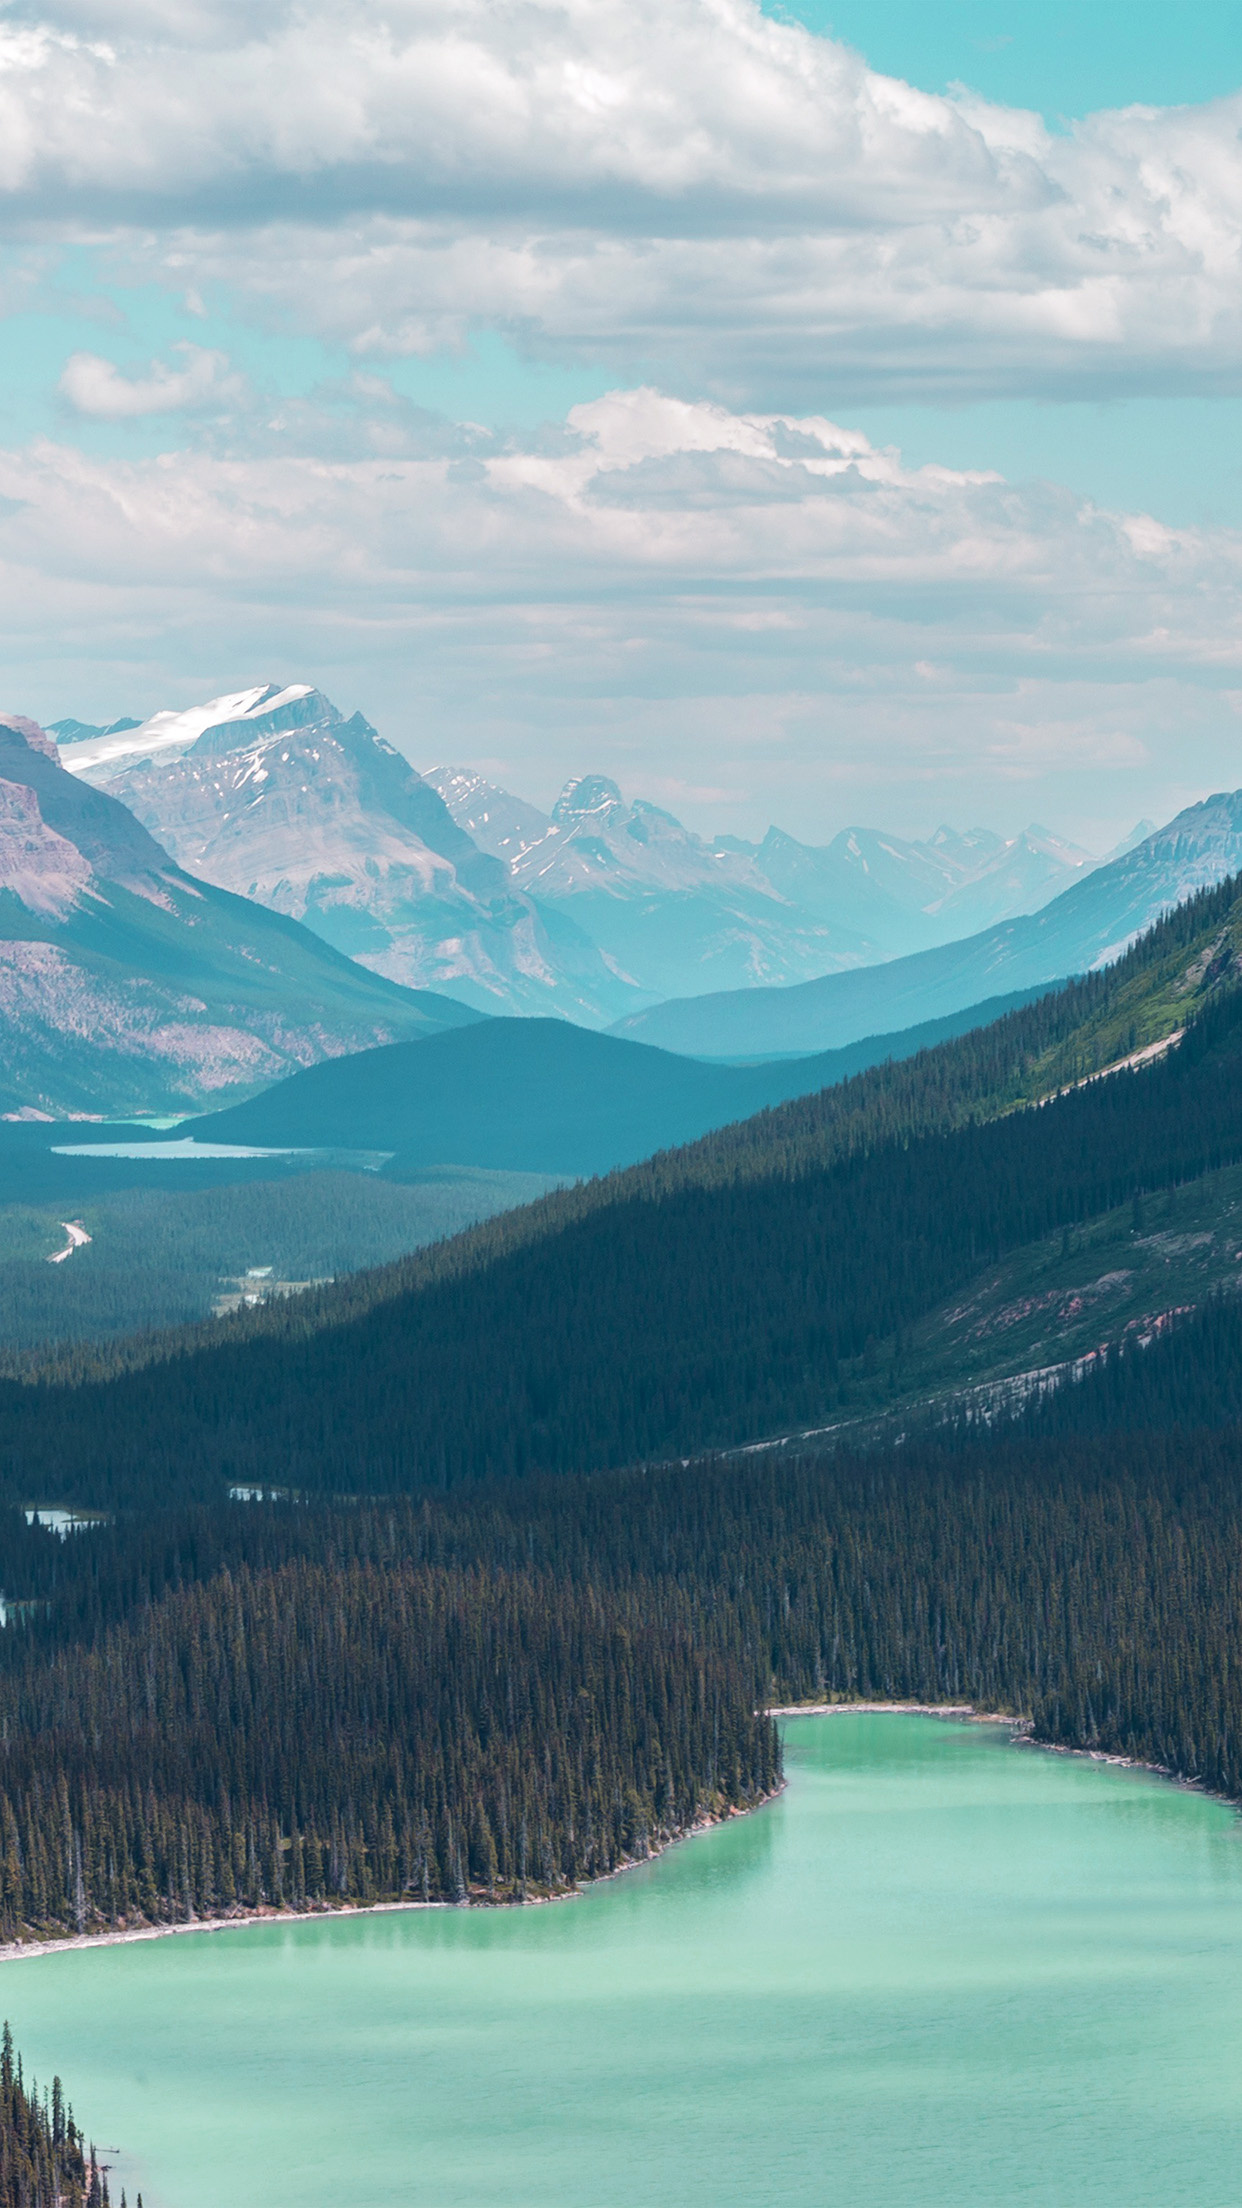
[{"x1": 189, "y1": 986, "x2": 1050, "y2": 1179}]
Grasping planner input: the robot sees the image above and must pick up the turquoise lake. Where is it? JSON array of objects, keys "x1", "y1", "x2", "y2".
[{"x1": 6, "y1": 1712, "x2": 1242, "y2": 2207}]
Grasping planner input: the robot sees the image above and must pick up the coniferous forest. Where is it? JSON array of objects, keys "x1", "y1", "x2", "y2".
[
  {"x1": 2, "y1": 882, "x2": 1242, "y2": 1948},
  {"x1": 0, "y1": 2024, "x2": 109, "y2": 2207}
]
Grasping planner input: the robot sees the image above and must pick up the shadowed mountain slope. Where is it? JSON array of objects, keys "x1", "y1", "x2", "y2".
[
  {"x1": 6, "y1": 874, "x2": 1242, "y2": 1502},
  {"x1": 193, "y1": 987, "x2": 1048, "y2": 1178}
]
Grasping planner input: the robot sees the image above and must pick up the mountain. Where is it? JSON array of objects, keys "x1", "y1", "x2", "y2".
[
  {"x1": 431, "y1": 765, "x2": 1101, "y2": 982},
  {"x1": 424, "y1": 768, "x2": 554, "y2": 868},
  {"x1": 62, "y1": 689, "x2": 643, "y2": 1026},
  {"x1": 10, "y1": 872, "x2": 1241, "y2": 1505},
  {"x1": 430, "y1": 768, "x2": 883, "y2": 999},
  {"x1": 0, "y1": 715, "x2": 475, "y2": 1117},
  {"x1": 191, "y1": 987, "x2": 1048, "y2": 1179},
  {"x1": 48, "y1": 715, "x2": 140, "y2": 744},
  {"x1": 610, "y1": 791, "x2": 1242, "y2": 1057},
  {"x1": 722, "y1": 819, "x2": 1097, "y2": 956},
  {"x1": 928, "y1": 823, "x2": 1099, "y2": 936}
]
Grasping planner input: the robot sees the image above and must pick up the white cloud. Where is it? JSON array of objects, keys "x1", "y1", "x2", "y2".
[
  {"x1": 0, "y1": 387, "x2": 1238, "y2": 840},
  {"x1": 58, "y1": 341, "x2": 244, "y2": 418},
  {"x1": 1, "y1": 0, "x2": 1242, "y2": 399}
]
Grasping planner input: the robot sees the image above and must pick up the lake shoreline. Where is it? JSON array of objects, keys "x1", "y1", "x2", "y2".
[
  {"x1": 772, "y1": 1699, "x2": 1242, "y2": 1815},
  {"x1": 0, "y1": 1791, "x2": 785, "y2": 1968},
  {"x1": 3, "y1": 1703, "x2": 1230, "y2": 1971},
  {"x1": 769, "y1": 1700, "x2": 1026, "y2": 1725}
]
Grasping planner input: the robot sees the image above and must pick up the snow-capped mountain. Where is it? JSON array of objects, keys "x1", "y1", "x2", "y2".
[
  {"x1": 64, "y1": 691, "x2": 642, "y2": 1026},
  {"x1": 431, "y1": 770, "x2": 881, "y2": 1001},
  {"x1": 58, "y1": 688, "x2": 1115, "y2": 1026},
  {"x1": 0, "y1": 715, "x2": 474, "y2": 1118}
]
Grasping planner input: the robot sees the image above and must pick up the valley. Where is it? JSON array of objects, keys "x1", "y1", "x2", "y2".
[{"x1": 10, "y1": 12, "x2": 1242, "y2": 2205}]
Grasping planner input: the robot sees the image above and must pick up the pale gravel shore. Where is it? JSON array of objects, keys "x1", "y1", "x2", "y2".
[
  {"x1": 0, "y1": 1714, "x2": 1229, "y2": 1970},
  {"x1": 0, "y1": 1795, "x2": 786, "y2": 1966},
  {"x1": 0, "y1": 1898, "x2": 454, "y2": 1967},
  {"x1": 769, "y1": 1700, "x2": 1027, "y2": 1725}
]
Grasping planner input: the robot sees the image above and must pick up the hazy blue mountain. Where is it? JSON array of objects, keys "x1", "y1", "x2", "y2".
[
  {"x1": 433, "y1": 764, "x2": 1101, "y2": 984},
  {"x1": 0, "y1": 715, "x2": 476, "y2": 1118},
  {"x1": 929, "y1": 823, "x2": 1099, "y2": 936},
  {"x1": 726, "y1": 819, "x2": 1097, "y2": 955},
  {"x1": 609, "y1": 791, "x2": 1242, "y2": 1057},
  {"x1": 48, "y1": 716, "x2": 140, "y2": 743},
  {"x1": 192, "y1": 989, "x2": 1047, "y2": 1178},
  {"x1": 63, "y1": 689, "x2": 642, "y2": 1026},
  {"x1": 55, "y1": 690, "x2": 1107, "y2": 1025}
]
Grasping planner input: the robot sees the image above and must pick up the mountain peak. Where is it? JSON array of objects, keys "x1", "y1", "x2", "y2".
[
  {"x1": 56, "y1": 684, "x2": 315, "y2": 778},
  {"x1": 552, "y1": 775, "x2": 625, "y2": 824},
  {"x1": 189, "y1": 686, "x2": 338, "y2": 758}
]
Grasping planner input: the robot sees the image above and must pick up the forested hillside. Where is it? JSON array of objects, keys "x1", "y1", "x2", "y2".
[
  {"x1": 0, "y1": 882, "x2": 1241, "y2": 1947},
  {"x1": 2, "y1": 1291, "x2": 1242, "y2": 1934},
  {"x1": 5, "y1": 877, "x2": 1242, "y2": 1503}
]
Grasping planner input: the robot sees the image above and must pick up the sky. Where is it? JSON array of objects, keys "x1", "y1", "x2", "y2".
[{"x1": 1, "y1": 0, "x2": 1242, "y2": 848}]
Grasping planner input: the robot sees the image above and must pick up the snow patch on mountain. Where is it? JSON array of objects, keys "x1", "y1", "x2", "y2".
[{"x1": 59, "y1": 685, "x2": 313, "y2": 777}]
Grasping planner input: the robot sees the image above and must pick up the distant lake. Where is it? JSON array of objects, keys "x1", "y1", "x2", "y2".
[
  {"x1": 50, "y1": 1139, "x2": 308, "y2": 1161},
  {"x1": 6, "y1": 1713, "x2": 1242, "y2": 2208},
  {"x1": 50, "y1": 1139, "x2": 391, "y2": 1168}
]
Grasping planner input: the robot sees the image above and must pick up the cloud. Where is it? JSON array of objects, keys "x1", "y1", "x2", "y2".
[
  {"x1": 1, "y1": 0, "x2": 1242, "y2": 401},
  {"x1": 0, "y1": 386, "x2": 1237, "y2": 839},
  {"x1": 57, "y1": 341, "x2": 244, "y2": 418}
]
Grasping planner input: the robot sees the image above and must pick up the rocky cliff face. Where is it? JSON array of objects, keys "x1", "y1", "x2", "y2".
[{"x1": 0, "y1": 715, "x2": 474, "y2": 1117}]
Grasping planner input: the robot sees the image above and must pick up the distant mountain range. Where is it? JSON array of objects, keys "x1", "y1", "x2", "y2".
[
  {"x1": 425, "y1": 768, "x2": 881, "y2": 1000},
  {"x1": 0, "y1": 715, "x2": 475, "y2": 1117},
  {"x1": 56, "y1": 685, "x2": 1116, "y2": 1023},
  {"x1": 427, "y1": 765, "x2": 1110, "y2": 987},
  {"x1": 612, "y1": 790, "x2": 1242, "y2": 1057},
  {"x1": 713, "y1": 818, "x2": 1117, "y2": 956}
]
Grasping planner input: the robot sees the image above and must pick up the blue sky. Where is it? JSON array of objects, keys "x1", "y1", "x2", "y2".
[
  {"x1": 2, "y1": 0, "x2": 1242, "y2": 846},
  {"x1": 783, "y1": 0, "x2": 1242, "y2": 121}
]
